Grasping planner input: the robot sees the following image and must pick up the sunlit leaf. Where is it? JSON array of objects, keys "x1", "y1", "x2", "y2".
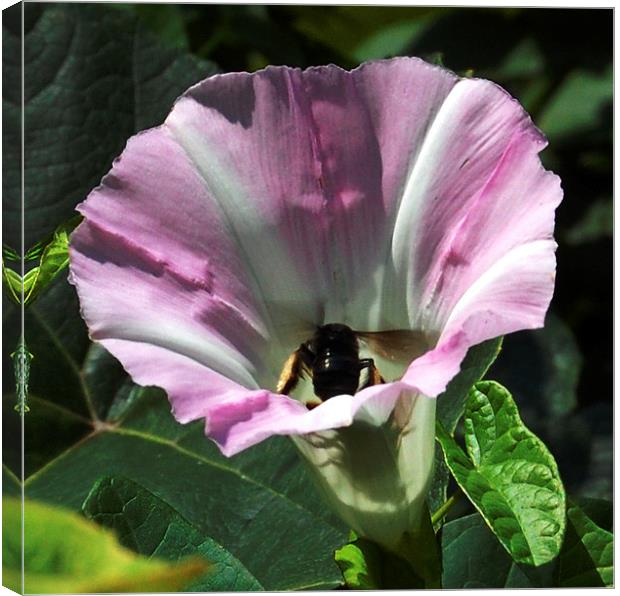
[
  {"x1": 335, "y1": 539, "x2": 381, "y2": 590},
  {"x1": 291, "y1": 6, "x2": 441, "y2": 62},
  {"x1": 3, "y1": 497, "x2": 209, "y2": 593},
  {"x1": 436, "y1": 381, "x2": 566, "y2": 566},
  {"x1": 23, "y1": 216, "x2": 82, "y2": 306}
]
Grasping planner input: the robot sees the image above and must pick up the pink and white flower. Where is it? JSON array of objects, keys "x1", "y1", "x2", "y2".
[{"x1": 69, "y1": 57, "x2": 562, "y2": 549}]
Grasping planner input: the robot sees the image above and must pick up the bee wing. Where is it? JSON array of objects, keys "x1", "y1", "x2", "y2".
[{"x1": 357, "y1": 329, "x2": 431, "y2": 363}]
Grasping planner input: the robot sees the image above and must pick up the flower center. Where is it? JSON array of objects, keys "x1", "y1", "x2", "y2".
[{"x1": 276, "y1": 323, "x2": 436, "y2": 408}]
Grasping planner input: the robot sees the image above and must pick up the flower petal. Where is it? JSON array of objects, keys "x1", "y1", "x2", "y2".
[
  {"x1": 98, "y1": 339, "x2": 249, "y2": 423},
  {"x1": 207, "y1": 381, "x2": 426, "y2": 457},
  {"x1": 163, "y1": 59, "x2": 458, "y2": 330},
  {"x1": 70, "y1": 58, "x2": 562, "y2": 457},
  {"x1": 70, "y1": 58, "x2": 459, "y2": 420},
  {"x1": 388, "y1": 77, "x2": 560, "y2": 329},
  {"x1": 70, "y1": 124, "x2": 284, "y2": 386}
]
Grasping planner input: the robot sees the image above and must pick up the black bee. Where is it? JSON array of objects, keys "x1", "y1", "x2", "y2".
[{"x1": 276, "y1": 324, "x2": 384, "y2": 402}]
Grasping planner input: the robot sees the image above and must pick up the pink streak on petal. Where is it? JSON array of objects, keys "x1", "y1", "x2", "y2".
[
  {"x1": 388, "y1": 77, "x2": 560, "y2": 330},
  {"x1": 76, "y1": 128, "x2": 264, "y2": 331},
  {"x1": 207, "y1": 64, "x2": 562, "y2": 454},
  {"x1": 417, "y1": 127, "x2": 562, "y2": 332},
  {"x1": 297, "y1": 61, "x2": 457, "y2": 316},
  {"x1": 70, "y1": 220, "x2": 266, "y2": 390}
]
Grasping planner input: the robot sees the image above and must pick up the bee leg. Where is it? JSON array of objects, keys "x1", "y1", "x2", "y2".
[
  {"x1": 276, "y1": 349, "x2": 304, "y2": 395},
  {"x1": 277, "y1": 343, "x2": 315, "y2": 395},
  {"x1": 358, "y1": 358, "x2": 385, "y2": 389}
]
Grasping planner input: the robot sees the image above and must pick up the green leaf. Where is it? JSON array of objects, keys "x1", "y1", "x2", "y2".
[
  {"x1": 18, "y1": 377, "x2": 348, "y2": 590},
  {"x1": 442, "y1": 513, "x2": 555, "y2": 588},
  {"x1": 558, "y1": 499, "x2": 613, "y2": 587},
  {"x1": 436, "y1": 380, "x2": 566, "y2": 566},
  {"x1": 575, "y1": 497, "x2": 612, "y2": 533},
  {"x1": 351, "y1": 19, "x2": 430, "y2": 62},
  {"x1": 24, "y1": 236, "x2": 50, "y2": 261},
  {"x1": 335, "y1": 515, "x2": 440, "y2": 590},
  {"x1": 335, "y1": 539, "x2": 382, "y2": 589},
  {"x1": 25, "y1": 426, "x2": 347, "y2": 590},
  {"x1": 23, "y1": 216, "x2": 82, "y2": 306},
  {"x1": 443, "y1": 513, "x2": 514, "y2": 588},
  {"x1": 82, "y1": 476, "x2": 263, "y2": 590},
  {"x1": 2, "y1": 260, "x2": 21, "y2": 304},
  {"x1": 443, "y1": 500, "x2": 613, "y2": 588},
  {"x1": 3, "y1": 3, "x2": 217, "y2": 249},
  {"x1": 437, "y1": 338, "x2": 504, "y2": 433},
  {"x1": 493, "y1": 37, "x2": 545, "y2": 80},
  {"x1": 3, "y1": 244, "x2": 19, "y2": 261},
  {"x1": 3, "y1": 497, "x2": 208, "y2": 593},
  {"x1": 428, "y1": 338, "x2": 503, "y2": 516}
]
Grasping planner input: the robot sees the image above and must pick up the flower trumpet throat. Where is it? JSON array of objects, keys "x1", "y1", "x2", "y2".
[
  {"x1": 69, "y1": 57, "x2": 562, "y2": 547},
  {"x1": 294, "y1": 392, "x2": 436, "y2": 550}
]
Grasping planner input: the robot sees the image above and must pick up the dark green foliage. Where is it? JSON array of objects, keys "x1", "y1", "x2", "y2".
[
  {"x1": 442, "y1": 499, "x2": 613, "y2": 588},
  {"x1": 82, "y1": 477, "x2": 263, "y2": 590},
  {"x1": 3, "y1": 3, "x2": 217, "y2": 249}
]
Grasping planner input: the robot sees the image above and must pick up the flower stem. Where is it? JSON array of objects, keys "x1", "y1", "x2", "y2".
[{"x1": 431, "y1": 489, "x2": 462, "y2": 526}]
